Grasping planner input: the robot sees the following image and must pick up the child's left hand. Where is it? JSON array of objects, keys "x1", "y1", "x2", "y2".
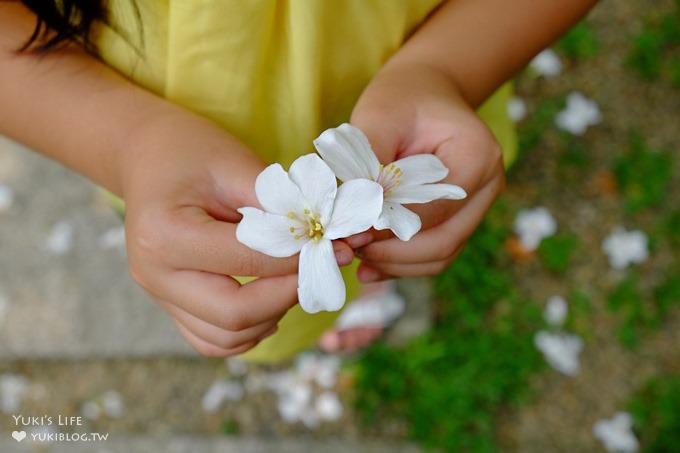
[{"x1": 348, "y1": 61, "x2": 506, "y2": 281}]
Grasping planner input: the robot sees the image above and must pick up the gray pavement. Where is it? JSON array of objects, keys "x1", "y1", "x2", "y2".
[{"x1": 0, "y1": 136, "x2": 192, "y2": 358}]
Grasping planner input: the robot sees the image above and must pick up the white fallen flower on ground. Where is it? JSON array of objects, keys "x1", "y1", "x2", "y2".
[
  {"x1": 101, "y1": 390, "x2": 125, "y2": 418},
  {"x1": 80, "y1": 390, "x2": 125, "y2": 420},
  {"x1": 315, "y1": 391, "x2": 343, "y2": 422},
  {"x1": 313, "y1": 123, "x2": 467, "y2": 241},
  {"x1": 513, "y1": 206, "x2": 557, "y2": 251},
  {"x1": 44, "y1": 220, "x2": 75, "y2": 255},
  {"x1": 530, "y1": 48, "x2": 562, "y2": 78},
  {"x1": 507, "y1": 96, "x2": 528, "y2": 122},
  {"x1": 201, "y1": 379, "x2": 245, "y2": 412},
  {"x1": 296, "y1": 353, "x2": 341, "y2": 389},
  {"x1": 555, "y1": 91, "x2": 602, "y2": 135},
  {"x1": 277, "y1": 380, "x2": 314, "y2": 424},
  {"x1": 0, "y1": 184, "x2": 13, "y2": 213},
  {"x1": 544, "y1": 295, "x2": 568, "y2": 327},
  {"x1": 28, "y1": 425, "x2": 58, "y2": 443},
  {"x1": 593, "y1": 412, "x2": 639, "y2": 453},
  {"x1": 602, "y1": 226, "x2": 649, "y2": 269},
  {"x1": 226, "y1": 356, "x2": 248, "y2": 377},
  {"x1": 534, "y1": 330, "x2": 583, "y2": 376},
  {"x1": 236, "y1": 153, "x2": 383, "y2": 313},
  {"x1": 0, "y1": 374, "x2": 29, "y2": 414},
  {"x1": 0, "y1": 291, "x2": 7, "y2": 328},
  {"x1": 97, "y1": 226, "x2": 126, "y2": 250}
]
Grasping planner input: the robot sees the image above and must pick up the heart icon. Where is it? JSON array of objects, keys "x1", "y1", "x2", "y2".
[{"x1": 12, "y1": 430, "x2": 26, "y2": 442}]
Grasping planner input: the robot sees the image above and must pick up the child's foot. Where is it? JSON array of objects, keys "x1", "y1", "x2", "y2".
[{"x1": 319, "y1": 281, "x2": 405, "y2": 353}]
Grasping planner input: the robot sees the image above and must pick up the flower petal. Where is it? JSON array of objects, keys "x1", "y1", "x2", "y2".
[
  {"x1": 389, "y1": 183, "x2": 467, "y2": 204},
  {"x1": 255, "y1": 163, "x2": 306, "y2": 216},
  {"x1": 325, "y1": 179, "x2": 383, "y2": 240},
  {"x1": 236, "y1": 207, "x2": 305, "y2": 258},
  {"x1": 374, "y1": 202, "x2": 422, "y2": 241},
  {"x1": 392, "y1": 154, "x2": 449, "y2": 186},
  {"x1": 313, "y1": 123, "x2": 380, "y2": 182},
  {"x1": 297, "y1": 240, "x2": 346, "y2": 313},
  {"x1": 288, "y1": 154, "x2": 337, "y2": 222}
]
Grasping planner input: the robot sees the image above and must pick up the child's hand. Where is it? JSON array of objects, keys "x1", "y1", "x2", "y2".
[
  {"x1": 119, "y1": 112, "x2": 353, "y2": 356},
  {"x1": 350, "y1": 62, "x2": 505, "y2": 281}
]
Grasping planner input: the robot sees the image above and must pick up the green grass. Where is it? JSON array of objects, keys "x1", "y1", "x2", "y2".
[
  {"x1": 606, "y1": 276, "x2": 648, "y2": 348},
  {"x1": 628, "y1": 374, "x2": 680, "y2": 452},
  {"x1": 665, "y1": 210, "x2": 680, "y2": 249},
  {"x1": 606, "y1": 268, "x2": 680, "y2": 349},
  {"x1": 352, "y1": 205, "x2": 543, "y2": 452},
  {"x1": 556, "y1": 21, "x2": 599, "y2": 60},
  {"x1": 517, "y1": 97, "x2": 565, "y2": 158},
  {"x1": 626, "y1": 2, "x2": 680, "y2": 87},
  {"x1": 613, "y1": 133, "x2": 672, "y2": 214},
  {"x1": 538, "y1": 234, "x2": 580, "y2": 275}
]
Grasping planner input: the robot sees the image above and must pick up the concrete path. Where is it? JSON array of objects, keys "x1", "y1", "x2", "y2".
[{"x1": 0, "y1": 136, "x2": 193, "y2": 358}]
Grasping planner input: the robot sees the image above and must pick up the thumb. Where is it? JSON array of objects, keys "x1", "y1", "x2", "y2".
[{"x1": 349, "y1": 115, "x2": 403, "y2": 164}]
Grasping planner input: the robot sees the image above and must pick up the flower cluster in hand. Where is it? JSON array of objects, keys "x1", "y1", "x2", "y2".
[{"x1": 236, "y1": 123, "x2": 467, "y2": 313}]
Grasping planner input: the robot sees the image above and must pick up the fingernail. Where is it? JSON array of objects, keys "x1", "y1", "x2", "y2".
[{"x1": 335, "y1": 248, "x2": 353, "y2": 266}]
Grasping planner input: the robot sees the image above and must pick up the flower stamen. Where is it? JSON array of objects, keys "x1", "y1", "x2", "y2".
[
  {"x1": 288, "y1": 210, "x2": 325, "y2": 242},
  {"x1": 376, "y1": 163, "x2": 403, "y2": 196}
]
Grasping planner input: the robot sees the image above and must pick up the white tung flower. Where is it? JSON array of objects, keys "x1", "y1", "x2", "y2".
[
  {"x1": 315, "y1": 391, "x2": 343, "y2": 422},
  {"x1": 0, "y1": 374, "x2": 30, "y2": 414},
  {"x1": 507, "y1": 96, "x2": 527, "y2": 123},
  {"x1": 544, "y1": 295, "x2": 568, "y2": 327},
  {"x1": 313, "y1": 123, "x2": 467, "y2": 242},
  {"x1": 555, "y1": 91, "x2": 602, "y2": 135},
  {"x1": 201, "y1": 379, "x2": 245, "y2": 412},
  {"x1": 296, "y1": 353, "x2": 341, "y2": 389},
  {"x1": 513, "y1": 206, "x2": 557, "y2": 251},
  {"x1": 602, "y1": 226, "x2": 649, "y2": 270},
  {"x1": 534, "y1": 330, "x2": 583, "y2": 376},
  {"x1": 593, "y1": 412, "x2": 639, "y2": 453},
  {"x1": 0, "y1": 184, "x2": 14, "y2": 213},
  {"x1": 44, "y1": 220, "x2": 75, "y2": 255},
  {"x1": 530, "y1": 48, "x2": 562, "y2": 78},
  {"x1": 236, "y1": 153, "x2": 383, "y2": 313}
]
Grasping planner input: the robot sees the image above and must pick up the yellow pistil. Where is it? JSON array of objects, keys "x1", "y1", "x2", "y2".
[{"x1": 307, "y1": 217, "x2": 325, "y2": 242}]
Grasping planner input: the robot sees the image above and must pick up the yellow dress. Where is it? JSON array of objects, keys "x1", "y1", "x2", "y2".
[{"x1": 96, "y1": 0, "x2": 517, "y2": 363}]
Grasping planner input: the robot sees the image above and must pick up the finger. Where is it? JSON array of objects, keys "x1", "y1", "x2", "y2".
[
  {"x1": 343, "y1": 231, "x2": 375, "y2": 249},
  {"x1": 159, "y1": 299, "x2": 280, "y2": 350},
  {"x1": 357, "y1": 254, "x2": 459, "y2": 282},
  {"x1": 358, "y1": 178, "x2": 502, "y2": 265},
  {"x1": 133, "y1": 206, "x2": 354, "y2": 276},
  {"x1": 173, "y1": 318, "x2": 261, "y2": 358},
  {"x1": 131, "y1": 205, "x2": 299, "y2": 276},
  {"x1": 135, "y1": 267, "x2": 299, "y2": 331}
]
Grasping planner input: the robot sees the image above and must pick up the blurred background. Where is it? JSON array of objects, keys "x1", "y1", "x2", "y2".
[{"x1": 1, "y1": 1, "x2": 679, "y2": 451}]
